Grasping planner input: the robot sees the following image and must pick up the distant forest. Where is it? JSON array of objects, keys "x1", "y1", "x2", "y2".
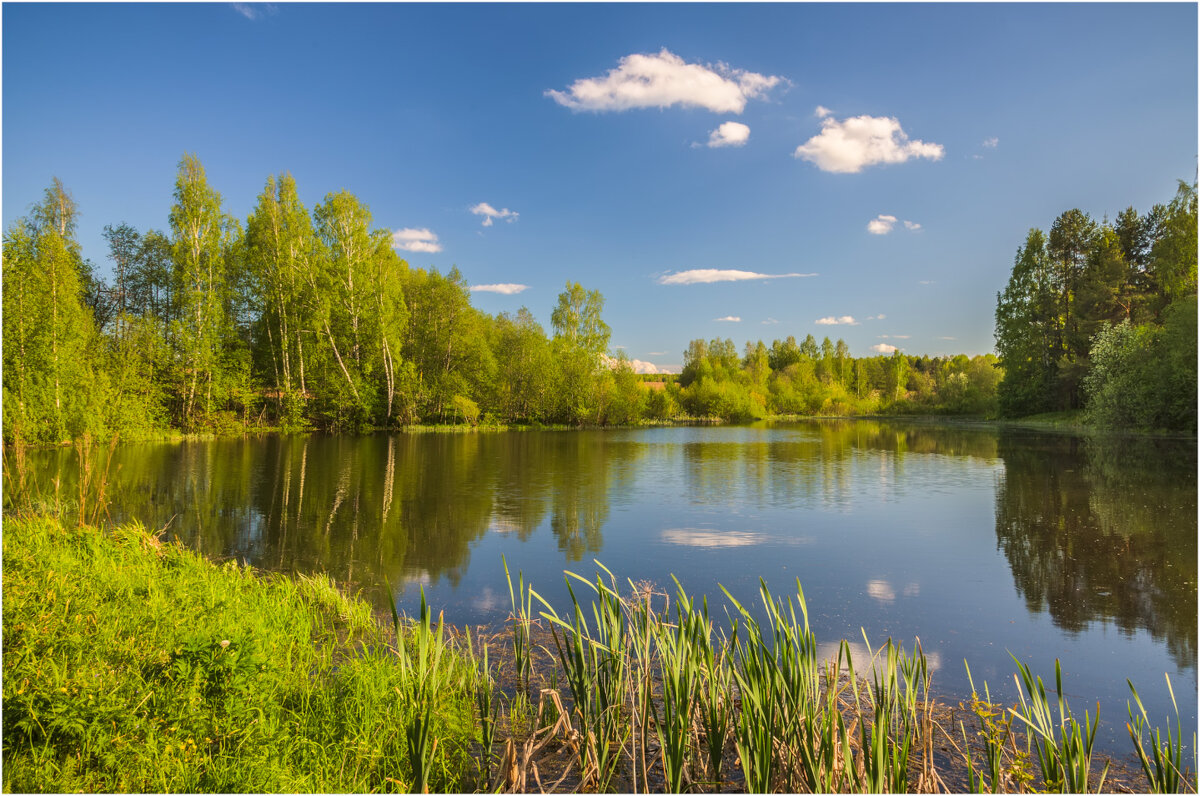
[{"x1": 2, "y1": 155, "x2": 1194, "y2": 444}]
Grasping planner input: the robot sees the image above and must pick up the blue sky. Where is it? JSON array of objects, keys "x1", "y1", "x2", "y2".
[{"x1": 4, "y1": 3, "x2": 1195, "y2": 372}]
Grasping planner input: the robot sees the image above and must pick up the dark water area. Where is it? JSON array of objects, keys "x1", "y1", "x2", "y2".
[{"x1": 19, "y1": 420, "x2": 1197, "y2": 754}]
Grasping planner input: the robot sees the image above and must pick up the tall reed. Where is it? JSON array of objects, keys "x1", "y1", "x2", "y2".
[
  {"x1": 393, "y1": 588, "x2": 449, "y2": 793},
  {"x1": 1127, "y1": 674, "x2": 1196, "y2": 794},
  {"x1": 503, "y1": 555, "x2": 535, "y2": 696},
  {"x1": 1010, "y1": 656, "x2": 1108, "y2": 793}
]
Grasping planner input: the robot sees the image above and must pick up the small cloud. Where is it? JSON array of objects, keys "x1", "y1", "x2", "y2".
[
  {"x1": 762, "y1": 317, "x2": 779, "y2": 325},
  {"x1": 471, "y1": 202, "x2": 518, "y2": 228},
  {"x1": 648, "y1": 351, "x2": 668, "y2": 356},
  {"x1": 983, "y1": 136, "x2": 999, "y2": 148},
  {"x1": 892, "y1": 334, "x2": 911, "y2": 339},
  {"x1": 232, "y1": 3, "x2": 276, "y2": 20},
  {"x1": 866, "y1": 314, "x2": 886, "y2": 321},
  {"x1": 659, "y1": 268, "x2": 816, "y2": 285},
  {"x1": 972, "y1": 154, "x2": 984, "y2": 160},
  {"x1": 715, "y1": 316, "x2": 742, "y2": 323},
  {"x1": 707, "y1": 121, "x2": 751, "y2": 148},
  {"x1": 870, "y1": 343, "x2": 898, "y2": 354},
  {"x1": 937, "y1": 336, "x2": 957, "y2": 341},
  {"x1": 867, "y1": 214, "x2": 898, "y2": 235},
  {"x1": 869, "y1": 215, "x2": 921, "y2": 235},
  {"x1": 628, "y1": 358, "x2": 661, "y2": 374},
  {"x1": 795, "y1": 111, "x2": 944, "y2": 173},
  {"x1": 815, "y1": 105, "x2": 834, "y2": 118},
  {"x1": 470, "y1": 283, "x2": 528, "y2": 295},
  {"x1": 918, "y1": 280, "x2": 936, "y2": 285},
  {"x1": 392, "y1": 227, "x2": 442, "y2": 253},
  {"x1": 815, "y1": 316, "x2": 858, "y2": 326},
  {"x1": 547, "y1": 49, "x2": 784, "y2": 114}
]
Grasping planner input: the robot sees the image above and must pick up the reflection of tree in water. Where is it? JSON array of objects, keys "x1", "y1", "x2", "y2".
[
  {"x1": 681, "y1": 420, "x2": 1001, "y2": 509},
  {"x1": 995, "y1": 433, "x2": 1196, "y2": 670},
  {"x1": 548, "y1": 432, "x2": 614, "y2": 562}
]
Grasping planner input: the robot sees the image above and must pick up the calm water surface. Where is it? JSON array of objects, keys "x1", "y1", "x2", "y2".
[{"x1": 24, "y1": 420, "x2": 1197, "y2": 752}]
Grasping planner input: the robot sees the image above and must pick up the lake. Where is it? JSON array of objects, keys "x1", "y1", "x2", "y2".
[{"x1": 20, "y1": 419, "x2": 1197, "y2": 753}]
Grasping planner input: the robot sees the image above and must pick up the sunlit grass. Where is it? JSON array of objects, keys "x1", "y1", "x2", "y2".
[{"x1": 2, "y1": 515, "x2": 478, "y2": 793}]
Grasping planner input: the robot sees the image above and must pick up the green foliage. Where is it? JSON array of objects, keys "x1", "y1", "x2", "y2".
[
  {"x1": 1083, "y1": 296, "x2": 1196, "y2": 433},
  {"x1": 996, "y1": 182, "x2": 1196, "y2": 429},
  {"x1": 5, "y1": 159, "x2": 1019, "y2": 444}
]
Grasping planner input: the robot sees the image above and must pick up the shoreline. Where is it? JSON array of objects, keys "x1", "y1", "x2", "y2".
[{"x1": 3, "y1": 513, "x2": 1179, "y2": 793}]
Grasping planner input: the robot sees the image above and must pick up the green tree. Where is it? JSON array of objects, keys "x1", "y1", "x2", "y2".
[
  {"x1": 169, "y1": 153, "x2": 238, "y2": 428},
  {"x1": 549, "y1": 282, "x2": 611, "y2": 424},
  {"x1": 995, "y1": 229, "x2": 1059, "y2": 416},
  {"x1": 2, "y1": 181, "x2": 102, "y2": 442},
  {"x1": 246, "y1": 174, "x2": 327, "y2": 425},
  {"x1": 1147, "y1": 181, "x2": 1198, "y2": 316},
  {"x1": 493, "y1": 308, "x2": 553, "y2": 422}
]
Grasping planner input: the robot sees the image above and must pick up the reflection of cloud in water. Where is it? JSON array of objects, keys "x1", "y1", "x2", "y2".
[
  {"x1": 662, "y1": 528, "x2": 767, "y2": 548},
  {"x1": 867, "y1": 579, "x2": 895, "y2": 603},
  {"x1": 473, "y1": 586, "x2": 500, "y2": 612},
  {"x1": 818, "y1": 640, "x2": 942, "y2": 675},
  {"x1": 402, "y1": 571, "x2": 432, "y2": 588},
  {"x1": 490, "y1": 518, "x2": 522, "y2": 534},
  {"x1": 866, "y1": 579, "x2": 921, "y2": 603}
]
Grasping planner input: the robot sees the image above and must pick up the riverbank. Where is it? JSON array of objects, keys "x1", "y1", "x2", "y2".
[
  {"x1": 5, "y1": 514, "x2": 1185, "y2": 793},
  {"x1": 2, "y1": 514, "x2": 479, "y2": 792}
]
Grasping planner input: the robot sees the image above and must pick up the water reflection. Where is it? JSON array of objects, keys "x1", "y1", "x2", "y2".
[
  {"x1": 994, "y1": 432, "x2": 1197, "y2": 670},
  {"x1": 15, "y1": 421, "x2": 1194, "y2": 672}
]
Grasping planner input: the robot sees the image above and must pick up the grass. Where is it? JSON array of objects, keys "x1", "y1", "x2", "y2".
[
  {"x1": 2, "y1": 514, "x2": 479, "y2": 793},
  {"x1": 4, "y1": 517, "x2": 1194, "y2": 793}
]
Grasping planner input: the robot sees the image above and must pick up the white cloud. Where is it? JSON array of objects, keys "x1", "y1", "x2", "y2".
[
  {"x1": 867, "y1": 214, "x2": 898, "y2": 235},
  {"x1": 918, "y1": 280, "x2": 936, "y2": 285},
  {"x1": 815, "y1": 316, "x2": 858, "y2": 326},
  {"x1": 794, "y1": 111, "x2": 944, "y2": 174},
  {"x1": 392, "y1": 227, "x2": 442, "y2": 253},
  {"x1": 546, "y1": 49, "x2": 783, "y2": 113},
  {"x1": 762, "y1": 318, "x2": 779, "y2": 325},
  {"x1": 707, "y1": 121, "x2": 751, "y2": 148},
  {"x1": 815, "y1": 105, "x2": 834, "y2": 118},
  {"x1": 715, "y1": 316, "x2": 742, "y2": 323},
  {"x1": 870, "y1": 343, "x2": 898, "y2": 354},
  {"x1": 869, "y1": 215, "x2": 922, "y2": 235},
  {"x1": 603, "y1": 355, "x2": 666, "y2": 374},
  {"x1": 648, "y1": 351, "x2": 668, "y2": 356},
  {"x1": 867, "y1": 314, "x2": 886, "y2": 321},
  {"x1": 892, "y1": 334, "x2": 911, "y2": 339},
  {"x1": 470, "y1": 283, "x2": 528, "y2": 295},
  {"x1": 658, "y1": 268, "x2": 816, "y2": 285},
  {"x1": 983, "y1": 136, "x2": 999, "y2": 148},
  {"x1": 471, "y1": 202, "x2": 518, "y2": 227},
  {"x1": 232, "y1": 3, "x2": 276, "y2": 20},
  {"x1": 937, "y1": 336, "x2": 957, "y2": 341}
]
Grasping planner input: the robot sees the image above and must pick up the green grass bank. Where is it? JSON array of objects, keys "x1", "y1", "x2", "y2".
[{"x1": 2, "y1": 515, "x2": 478, "y2": 793}]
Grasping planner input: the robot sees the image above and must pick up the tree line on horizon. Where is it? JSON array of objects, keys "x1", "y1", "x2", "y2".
[
  {"x1": 994, "y1": 180, "x2": 1197, "y2": 432},
  {"x1": 6, "y1": 155, "x2": 1190, "y2": 445}
]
